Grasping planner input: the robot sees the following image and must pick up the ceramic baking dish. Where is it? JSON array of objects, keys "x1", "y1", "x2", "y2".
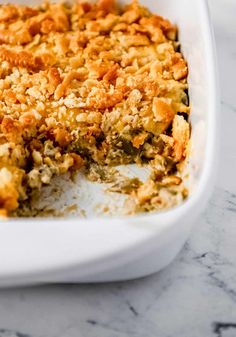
[{"x1": 0, "y1": 0, "x2": 219, "y2": 287}]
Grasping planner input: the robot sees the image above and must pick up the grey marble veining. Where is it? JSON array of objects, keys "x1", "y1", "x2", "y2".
[{"x1": 0, "y1": 0, "x2": 235, "y2": 336}]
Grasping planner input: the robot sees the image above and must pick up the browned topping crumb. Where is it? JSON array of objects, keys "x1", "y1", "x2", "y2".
[{"x1": 0, "y1": 0, "x2": 190, "y2": 216}]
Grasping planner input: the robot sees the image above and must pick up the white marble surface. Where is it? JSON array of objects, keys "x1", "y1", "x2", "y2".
[{"x1": 0, "y1": 0, "x2": 235, "y2": 336}]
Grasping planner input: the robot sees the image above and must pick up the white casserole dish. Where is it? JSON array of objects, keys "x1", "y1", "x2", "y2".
[{"x1": 0, "y1": 0, "x2": 219, "y2": 287}]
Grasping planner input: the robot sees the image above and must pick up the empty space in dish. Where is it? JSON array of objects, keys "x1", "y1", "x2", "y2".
[{"x1": 20, "y1": 164, "x2": 151, "y2": 217}]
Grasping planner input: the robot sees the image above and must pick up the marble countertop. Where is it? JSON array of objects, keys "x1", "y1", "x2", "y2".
[{"x1": 0, "y1": 0, "x2": 235, "y2": 336}]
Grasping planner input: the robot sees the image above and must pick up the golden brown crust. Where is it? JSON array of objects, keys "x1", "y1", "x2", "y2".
[
  {"x1": 97, "y1": 0, "x2": 116, "y2": 14},
  {"x1": 0, "y1": 4, "x2": 38, "y2": 23},
  {"x1": 0, "y1": 166, "x2": 25, "y2": 211},
  {"x1": 102, "y1": 63, "x2": 119, "y2": 82},
  {"x1": 54, "y1": 70, "x2": 84, "y2": 100},
  {"x1": 172, "y1": 115, "x2": 190, "y2": 161},
  {"x1": 0, "y1": 209, "x2": 7, "y2": 218},
  {"x1": 0, "y1": 27, "x2": 33, "y2": 45},
  {"x1": 0, "y1": 47, "x2": 44, "y2": 70}
]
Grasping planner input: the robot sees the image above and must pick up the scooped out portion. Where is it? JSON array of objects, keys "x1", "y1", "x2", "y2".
[{"x1": 0, "y1": 0, "x2": 190, "y2": 217}]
